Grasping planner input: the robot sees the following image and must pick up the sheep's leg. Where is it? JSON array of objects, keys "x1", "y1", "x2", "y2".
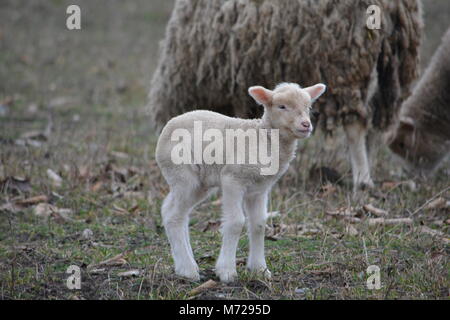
[
  {"x1": 162, "y1": 186, "x2": 208, "y2": 281},
  {"x1": 344, "y1": 121, "x2": 374, "y2": 191},
  {"x1": 216, "y1": 178, "x2": 245, "y2": 283},
  {"x1": 244, "y1": 192, "x2": 271, "y2": 278}
]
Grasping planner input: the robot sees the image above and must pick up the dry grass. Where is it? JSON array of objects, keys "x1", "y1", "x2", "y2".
[{"x1": 0, "y1": 0, "x2": 449, "y2": 300}]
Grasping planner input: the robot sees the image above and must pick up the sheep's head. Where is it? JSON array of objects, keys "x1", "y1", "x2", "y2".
[
  {"x1": 248, "y1": 83, "x2": 326, "y2": 139},
  {"x1": 387, "y1": 117, "x2": 448, "y2": 174}
]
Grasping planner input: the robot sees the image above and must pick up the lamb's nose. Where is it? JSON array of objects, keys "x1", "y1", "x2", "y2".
[{"x1": 301, "y1": 121, "x2": 311, "y2": 128}]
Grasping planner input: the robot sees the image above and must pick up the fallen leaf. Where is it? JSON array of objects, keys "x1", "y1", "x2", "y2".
[
  {"x1": 424, "y1": 197, "x2": 448, "y2": 210},
  {"x1": 90, "y1": 181, "x2": 104, "y2": 192},
  {"x1": 117, "y1": 270, "x2": 140, "y2": 277},
  {"x1": 265, "y1": 234, "x2": 281, "y2": 241},
  {"x1": 202, "y1": 220, "x2": 221, "y2": 232},
  {"x1": 308, "y1": 268, "x2": 335, "y2": 275},
  {"x1": 381, "y1": 181, "x2": 401, "y2": 191},
  {"x1": 128, "y1": 204, "x2": 140, "y2": 215},
  {"x1": 326, "y1": 207, "x2": 358, "y2": 217},
  {"x1": 33, "y1": 203, "x2": 75, "y2": 223},
  {"x1": 112, "y1": 204, "x2": 129, "y2": 215},
  {"x1": 110, "y1": 151, "x2": 130, "y2": 160},
  {"x1": 368, "y1": 218, "x2": 413, "y2": 226},
  {"x1": 381, "y1": 180, "x2": 417, "y2": 192},
  {"x1": 82, "y1": 228, "x2": 94, "y2": 239},
  {"x1": 363, "y1": 204, "x2": 388, "y2": 217},
  {"x1": 15, "y1": 195, "x2": 48, "y2": 206},
  {"x1": 15, "y1": 138, "x2": 44, "y2": 148},
  {"x1": 123, "y1": 191, "x2": 145, "y2": 199},
  {"x1": 189, "y1": 279, "x2": 219, "y2": 296},
  {"x1": 49, "y1": 96, "x2": 72, "y2": 109},
  {"x1": 78, "y1": 165, "x2": 90, "y2": 179},
  {"x1": 88, "y1": 253, "x2": 128, "y2": 270},
  {"x1": 295, "y1": 288, "x2": 308, "y2": 295},
  {"x1": 20, "y1": 130, "x2": 47, "y2": 141},
  {"x1": 418, "y1": 226, "x2": 449, "y2": 244},
  {"x1": 297, "y1": 224, "x2": 323, "y2": 236},
  {"x1": 0, "y1": 202, "x2": 24, "y2": 213},
  {"x1": 402, "y1": 180, "x2": 417, "y2": 192},
  {"x1": 265, "y1": 223, "x2": 303, "y2": 240},
  {"x1": 27, "y1": 103, "x2": 39, "y2": 114},
  {"x1": 88, "y1": 268, "x2": 106, "y2": 274},
  {"x1": 52, "y1": 208, "x2": 75, "y2": 223},
  {"x1": 345, "y1": 224, "x2": 359, "y2": 236},
  {"x1": 47, "y1": 169, "x2": 63, "y2": 187},
  {"x1": 109, "y1": 164, "x2": 130, "y2": 182},
  {"x1": 266, "y1": 211, "x2": 280, "y2": 219},
  {"x1": 211, "y1": 199, "x2": 222, "y2": 206},
  {"x1": 33, "y1": 203, "x2": 55, "y2": 218}
]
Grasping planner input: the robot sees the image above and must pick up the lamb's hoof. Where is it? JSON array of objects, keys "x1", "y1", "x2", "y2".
[
  {"x1": 175, "y1": 266, "x2": 200, "y2": 281},
  {"x1": 354, "y1": 180, "x2": 375, "y2": 192},
  {"x1": 216, "y1": 268, "x2": 238, "y2": 283}
]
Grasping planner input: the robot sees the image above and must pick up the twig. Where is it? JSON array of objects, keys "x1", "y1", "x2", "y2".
[
  {"x1": 362, "y1": 237, "x2": 369, "y2": 265},
  {"x1": 410, "y1": 186, "x2": 449, "y2": 217}
]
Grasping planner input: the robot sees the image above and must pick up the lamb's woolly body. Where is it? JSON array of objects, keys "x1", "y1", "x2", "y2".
[
  {"x1": 388, "y1": 27, "x2": 450, "y2": 172},
  {"x1": 156, "y1": 110, "x2": 296, "y2": 189},
  {"x1": 148, "y1": 0, "x2": 422, "y2": 133}
]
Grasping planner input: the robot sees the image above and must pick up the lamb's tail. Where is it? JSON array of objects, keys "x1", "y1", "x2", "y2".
[{"x1": 370, "y1": 0, "x2": 423, "y2": 130}]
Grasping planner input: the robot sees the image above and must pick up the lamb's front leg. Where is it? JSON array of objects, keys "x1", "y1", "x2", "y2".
[
  {"x1": 216, "y1": 179, "x2": 245, "y2": 283},
  {"x1": 244, "y1": 192, "x2": 271, "y2": 279}
]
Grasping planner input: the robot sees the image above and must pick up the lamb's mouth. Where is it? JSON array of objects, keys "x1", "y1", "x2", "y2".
[
  {"x1": 292, "y1": 129, "x2": 312, "y2": 139},
  {"x1": 295, "y1": 128, "x2": 312, "y2": 135}
]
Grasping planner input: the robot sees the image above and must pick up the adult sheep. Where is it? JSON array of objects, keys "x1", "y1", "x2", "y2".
[
  {"x1": 147, "y1": 0, "x2": 423, "y2": 190},
  {"x1": 388, "y1": 27, "x2": 450, "y2": 174}
]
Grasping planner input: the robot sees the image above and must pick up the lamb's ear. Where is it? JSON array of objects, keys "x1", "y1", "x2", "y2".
[
  {"x1": 304, "y1": 83, "x2": 326, "y2": 101},
  {"x1": 248, "y1": 86, "x2": 273, "y2": 105}
]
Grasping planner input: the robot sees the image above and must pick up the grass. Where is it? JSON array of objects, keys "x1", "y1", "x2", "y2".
[
  {"x1": 0, "y1": 0, "x2": 449, "y2": 300},
  {"x1": 0, "y1": 95, "x2": 448, "y2": 299}
]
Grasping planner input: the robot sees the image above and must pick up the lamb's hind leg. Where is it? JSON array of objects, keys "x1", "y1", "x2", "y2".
[
  {"x1": 244, "y1": 192, "x2": 271, "y2": 278},
  {"x1": 216, "y1": 177, "x2": 246, "y2": 283},
  {"x1": 344, "y1": 121, "x2": 375, "y2": 191},
  {"x1": 162, "y1": 184, "x2": 209, "y2": 281}
]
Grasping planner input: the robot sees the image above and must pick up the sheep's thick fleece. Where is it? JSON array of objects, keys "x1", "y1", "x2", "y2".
[
  {"x1": 148, "y1": 0, "x2": 422, "y2": 133},
  {"x1": 388, "y1": 27, "x2": 450, "y2": 172}
]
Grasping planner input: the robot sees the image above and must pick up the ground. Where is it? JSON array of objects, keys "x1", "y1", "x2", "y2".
[{"x1": 0, "y1": 0, "x2": 449, "y2": 300}]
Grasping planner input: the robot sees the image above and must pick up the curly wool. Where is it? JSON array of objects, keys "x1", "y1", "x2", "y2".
[{"x1": 147, "y1": 0, "x2": 423, "y2": 134}]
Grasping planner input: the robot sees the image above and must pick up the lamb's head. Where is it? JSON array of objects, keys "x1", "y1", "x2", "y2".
[
  {"x1": 387, "y1": 116, "x2": 448, "y2": 174},
  {"x1": 248, "y1": 83, "x2": 326, "y2": 139}
]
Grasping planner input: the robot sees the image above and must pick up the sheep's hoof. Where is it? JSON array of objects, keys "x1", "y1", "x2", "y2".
[
  {"x1": 216, "y1": 268, "x2": 238, "y2": 283},
  {"x1": 175, "y1": 266, "x2": 200, "y2": 281}
]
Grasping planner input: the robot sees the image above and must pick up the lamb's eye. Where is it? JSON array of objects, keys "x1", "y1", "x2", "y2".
[{"x1": 278, "y1": 105, "x2": 287, "y2": 110}]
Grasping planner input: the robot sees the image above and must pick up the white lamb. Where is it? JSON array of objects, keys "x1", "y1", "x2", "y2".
[{"x1": 156, "y1": 82, "x2": 326, "y2": 282}]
